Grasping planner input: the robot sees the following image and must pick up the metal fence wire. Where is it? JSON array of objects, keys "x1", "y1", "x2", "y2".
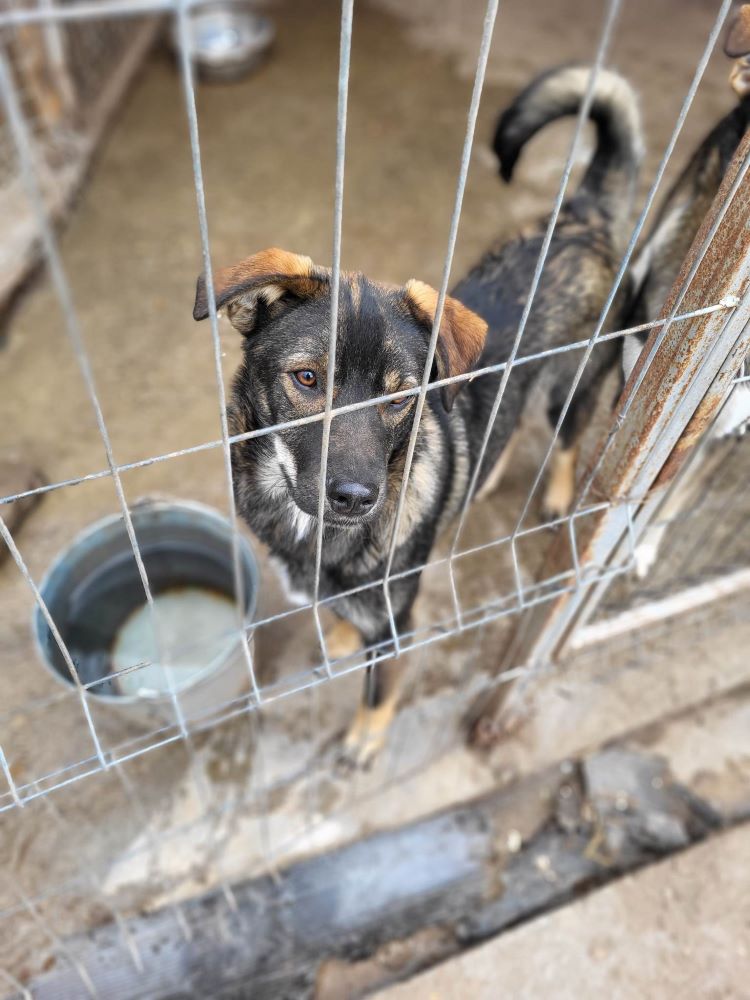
[{"x1": 0, "y1": 0, "x2": 749, "y2": 994}]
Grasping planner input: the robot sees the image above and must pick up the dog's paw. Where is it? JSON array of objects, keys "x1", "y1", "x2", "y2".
[
  {"x1": 541, "y1": 447, "x2": 577, "y2": 523},
  {"x1": 541, "y1": 499, "x2": 570, "y2": 525},
  {"x1": 336, "y1": 703, "x2": 393, "y2": 771},
  {"x1": 541, "y1": 481, "x2": 574, "y2": 524},
  {"x1": 337, "y1": 729, "x2": 385, "y2": 772}
]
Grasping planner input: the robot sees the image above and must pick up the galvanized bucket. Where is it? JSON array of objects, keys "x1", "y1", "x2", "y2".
[{"x1": 34, "y1": 500, "x2": 259, "y2": 729}]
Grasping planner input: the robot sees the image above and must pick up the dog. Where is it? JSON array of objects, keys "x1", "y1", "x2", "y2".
[
  {"x1": 621, "y1": 58, "x2": 750, "y2": 579},
  {"x1": 193, "y1": 65, "x2": 642, "y2": 764}
]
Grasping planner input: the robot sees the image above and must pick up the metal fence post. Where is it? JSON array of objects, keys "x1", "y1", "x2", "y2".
[{"x1": 468, "y1": 129, "x2": 750, "y2": 744}]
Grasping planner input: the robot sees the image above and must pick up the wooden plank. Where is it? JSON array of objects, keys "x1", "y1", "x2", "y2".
[
  {"x1": 0, "y1": 17, "x2": 159, "y2": 314},
  {"x1": 569, "y1": 566, "x2": 750, "y2": 651}
]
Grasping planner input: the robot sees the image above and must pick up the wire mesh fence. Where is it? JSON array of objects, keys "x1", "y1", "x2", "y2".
[{"x1": 1, "y1": 0, "x2": 749, "y2": 994}]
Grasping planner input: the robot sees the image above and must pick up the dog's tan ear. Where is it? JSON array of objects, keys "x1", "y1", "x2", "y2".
[
  {"x1": 193, "y1": 248, "x2": 328, "y2": 335},
  {"x1": 725, "y1": 4, "x2": 750, "y2": 58},
  {"x1": 404, "y1": 280, "x2": 487, "y2": 410}
]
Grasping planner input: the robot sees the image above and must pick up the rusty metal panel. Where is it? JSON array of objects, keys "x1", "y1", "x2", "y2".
[{"x1": 471, "y1": 131, "x2": 750, "y2": 737}]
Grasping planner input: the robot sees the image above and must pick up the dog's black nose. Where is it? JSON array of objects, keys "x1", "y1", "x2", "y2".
[{"x1": 327, "y1": 479, "x2": 379, "y2": 517}]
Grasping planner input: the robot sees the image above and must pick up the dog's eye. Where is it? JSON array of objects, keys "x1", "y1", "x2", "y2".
[
  {"x1": 293, "y1": 370, "x2": 317, "y2": 388},
  {"x1": 390, "y1": 393, "x2": 411, "y2": 410}
]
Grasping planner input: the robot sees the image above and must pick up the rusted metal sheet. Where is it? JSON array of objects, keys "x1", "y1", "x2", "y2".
[
  {"x1": 654, "y1": 323, "x2": 750, "y2": 486},
  {"x1": 591, "y1": 131, "x2": 750, "y2": 504},
  {"x1": 471, "y1": 131, "x2": 750, "y2": 740}
]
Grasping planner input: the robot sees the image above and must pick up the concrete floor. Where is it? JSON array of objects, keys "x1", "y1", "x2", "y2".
[
  {"x1": 1, "y1": 0, "x2": 750, "y2": 990},
  {"x1": 376, "y1": 821, "x2": 750, "y2": 1000}
]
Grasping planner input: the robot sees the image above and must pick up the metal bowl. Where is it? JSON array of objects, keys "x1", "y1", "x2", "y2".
[
  {"x1": 34, "y1": 500, "x2": 259, "y2": 729},
  {"x1": 174, "y1": 3, "x2": 275, "y2": 83}
]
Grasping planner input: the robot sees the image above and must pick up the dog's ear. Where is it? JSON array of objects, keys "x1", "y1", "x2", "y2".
[
  {"x1": 725, "y1": 4, "x2": 750, "y2": 58},
  {"x1": 193, "y1": 248, "x2": 328, "y2": 335},
  {"x1": 404, "y1": 280, "x2": 487, "y2": 410}
]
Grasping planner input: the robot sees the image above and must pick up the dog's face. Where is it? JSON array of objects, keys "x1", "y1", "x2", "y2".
[{"x1": 194, "y1": 249, "x2": 487, "y2": 529}]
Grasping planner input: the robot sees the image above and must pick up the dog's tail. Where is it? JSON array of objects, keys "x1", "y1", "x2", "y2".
[{"x1": 494, "y1": 65, "x2": 643, "y2": 246}]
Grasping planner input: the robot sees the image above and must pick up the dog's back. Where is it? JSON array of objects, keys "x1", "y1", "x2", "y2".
[{"x1": 453, "y1": 66, "x2": 643, "y2": 500}]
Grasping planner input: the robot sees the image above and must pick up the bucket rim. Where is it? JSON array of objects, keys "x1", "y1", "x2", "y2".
[{"x1": 32, "y1": 498, "x2": 259, "y2": 706}]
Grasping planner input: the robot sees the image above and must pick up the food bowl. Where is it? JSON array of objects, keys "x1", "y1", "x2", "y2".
[
  {"x1": 34, "y1": 500, "x2": 259, "y2": 729},
  {"x1": 173, "y1": 2, "x2": 275, "y2": 83}
]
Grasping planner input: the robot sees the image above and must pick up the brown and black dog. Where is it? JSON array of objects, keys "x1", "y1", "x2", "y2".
[{"x1": 193, "y1": 65, "x2": 642, "y2": 764}]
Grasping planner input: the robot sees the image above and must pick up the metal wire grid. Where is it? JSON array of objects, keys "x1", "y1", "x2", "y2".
[
  {"x1": 0, "y1": 5, "x2": 748, "y2": 984},
  {"x1": 0, "y1": 4, "x2": 676, "y2": 976},
  {"x1": 3, "y1": 588, "x2": 749, "y2": 996},
  {"x1": 0, "y1": 0, "x2": 743, "y2": 813},
  {"x1": 600, "y1": 435, "x2": 750, "y2": 613}
]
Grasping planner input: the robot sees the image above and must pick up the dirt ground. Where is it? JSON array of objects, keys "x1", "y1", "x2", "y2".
[{"x1": 1, "y1": 0, "x2": 749, "y2": 989}]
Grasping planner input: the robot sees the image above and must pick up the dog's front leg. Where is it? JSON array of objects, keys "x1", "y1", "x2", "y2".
[
  {"x1": 341, "y1": 654, "x2": 407, "y2": 769},
  {"x1": 338, "y1": 573, "x2": 420, "y2": 768},
  {"x1": 325, "y1": 617, "x2": 363, "y2": 660}
]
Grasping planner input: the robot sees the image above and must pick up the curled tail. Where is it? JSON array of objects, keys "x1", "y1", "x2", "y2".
[{"x1": 493, "y1": 64, "x2": 643, "y2": 246}]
